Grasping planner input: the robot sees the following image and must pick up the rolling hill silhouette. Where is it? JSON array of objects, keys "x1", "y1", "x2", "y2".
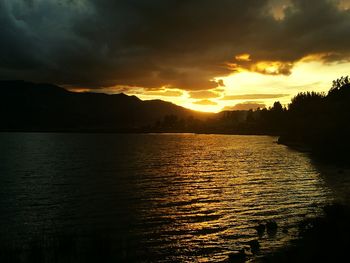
[{"x1": 0, "y1": 80, "x2": 212, "y2": 132}]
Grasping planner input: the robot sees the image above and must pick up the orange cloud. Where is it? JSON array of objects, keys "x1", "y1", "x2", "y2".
[
  {"x1": 235, "y1": 53, "x2": 252, "y2": 62},
  {"x1": 189, "y1": 90, "x2": 221, "y2": 99},
  {"x1": 251, "y1": 61, "x2": 294, "y2": 75},
  {"x1": 222, "y1": 94, "x2": 289, "y2": 100},
  {"x1": 193, "y1": 99, "x2": 218, "y2": 105},
  {"x1": 144, "y1": 90, "x2": 183, "y2": 97}
]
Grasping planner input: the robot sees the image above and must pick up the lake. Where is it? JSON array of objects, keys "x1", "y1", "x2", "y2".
[{"x1": 0, "y1": 133, "x2": 333, "y2": 262}]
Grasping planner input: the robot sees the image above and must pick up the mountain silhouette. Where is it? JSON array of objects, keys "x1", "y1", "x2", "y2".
[{"x1": 0, "y1": 80, "x2": 211, "y2": 132}]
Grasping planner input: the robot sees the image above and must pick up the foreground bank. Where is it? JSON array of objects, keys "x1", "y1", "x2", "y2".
[
  {"x1": 260, "y1": 203, "x2": 350, "y2": 263},
  {"x1": 260, "y1": 163, "x2": 350, "y2": 263}
]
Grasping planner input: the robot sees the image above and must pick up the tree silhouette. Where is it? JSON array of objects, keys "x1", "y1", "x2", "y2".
[
  {"x1": 275, "y1": 76, "x2": 350, "y2": 162},
  {"x1": 330, "y1": 76, "x2": 350, "y2": 94}
]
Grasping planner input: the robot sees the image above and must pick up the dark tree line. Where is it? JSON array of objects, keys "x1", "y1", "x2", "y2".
[
  {"x1": 148, "y1": 99, "x2": 288, "y2": 135},
  {"x1": 279, "y1": 76, "x2": 350, "y2": 162}
]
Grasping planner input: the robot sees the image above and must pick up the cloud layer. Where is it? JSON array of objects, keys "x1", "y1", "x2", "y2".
[
  {"x1": 222, "y1": 94, "x2": 289, "y2": 100},
  {"x1": 1, "y1": 0, "x2": 350, "y2": 91}
]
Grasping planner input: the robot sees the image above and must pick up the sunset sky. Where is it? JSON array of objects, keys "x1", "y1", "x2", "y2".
[{"x1": 1, "y1": 0, "x2": 350, "y2": 112}]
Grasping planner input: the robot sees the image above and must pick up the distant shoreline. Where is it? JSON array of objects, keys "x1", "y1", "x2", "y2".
[{"x1": 0, "y1": 129, "x2": 278, "y2": 136}]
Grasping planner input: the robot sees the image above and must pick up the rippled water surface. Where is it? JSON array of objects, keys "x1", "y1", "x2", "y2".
[{"x1": 0, "y1": 133, "x2": 333, "y2": 262}]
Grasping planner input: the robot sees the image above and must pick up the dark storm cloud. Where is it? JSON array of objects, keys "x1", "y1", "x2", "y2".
[{"x1": 1, "y1": 0, "x2": 350, "y2": 90}]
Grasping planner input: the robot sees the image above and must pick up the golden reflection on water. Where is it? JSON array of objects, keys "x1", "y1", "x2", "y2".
[
  {"x1": 0, "y1": 133, "x2": 333, "y2": 262},
  {"x1": 129, "y1": 134, "x2": 332, "y2": 262}
]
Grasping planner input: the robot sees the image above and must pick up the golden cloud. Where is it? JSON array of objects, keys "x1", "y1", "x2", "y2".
[
  {"x1": 189, "y1": 90, "x2": 221, "y2": 99},
  {"x1": 251, "y1": 61, "x2": 294, "y2": 75},
  {"x1": 235, "y1": 53, "x2": 252, "y2": 62},
  {"x1": 144, "y1": 90, "x2": 183, "y2": 97},
  {"x1": 222, "y1": 94, "x2": 289, "y2": 100},
  {"x1": 193, "y1": 99, "x2": 218, "y2": 105}
]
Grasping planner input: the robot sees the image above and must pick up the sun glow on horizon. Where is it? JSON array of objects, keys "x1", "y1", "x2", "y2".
[
  {"x1": 67, "y1": 59, "x2": 350, "y2": 113},
  {"x1": 129, "y1": 59, "x2": 350, "y2": 113}
]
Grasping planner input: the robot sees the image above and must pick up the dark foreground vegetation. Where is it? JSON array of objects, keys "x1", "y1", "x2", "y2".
[
  {"x1": 260, "y1": 203, "x2": 350, "y2": 263},
  {"x1": 224, "y1": 203, "x2": 350, "y2": 263}
]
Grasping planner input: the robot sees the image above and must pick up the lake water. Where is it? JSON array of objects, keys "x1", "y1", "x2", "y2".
[{"x1": 0, "y1": 133, "x2": 333, "y2": 262}]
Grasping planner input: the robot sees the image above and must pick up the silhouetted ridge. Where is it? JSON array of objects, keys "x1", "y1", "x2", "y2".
[{"x1": 0, "y1": 80, "x2": 211, "y2": 132}]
